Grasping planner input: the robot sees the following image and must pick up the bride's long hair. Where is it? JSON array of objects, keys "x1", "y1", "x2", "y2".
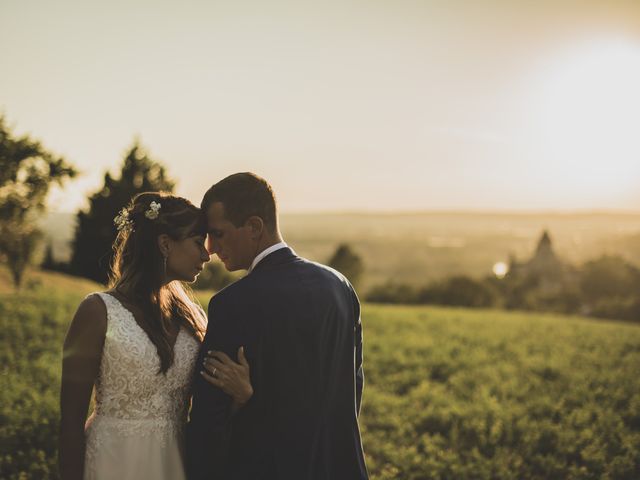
[{"x1": 109, "y1": 192, "x2": 207, "y2": 374}]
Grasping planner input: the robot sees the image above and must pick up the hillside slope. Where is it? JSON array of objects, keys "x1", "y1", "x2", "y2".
[{"x1": 1, "y1": 268, "x2": 639, "y2": 479}]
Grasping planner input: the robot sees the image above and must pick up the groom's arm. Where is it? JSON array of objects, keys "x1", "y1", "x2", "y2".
[
  {"x1": 187, "y1": 294, "x2": 237, "y2": 480},
  {"x1": 351, "y1": 288, "x2": 364, "y2": 416}
]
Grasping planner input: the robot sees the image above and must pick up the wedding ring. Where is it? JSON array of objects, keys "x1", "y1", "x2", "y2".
[{"x1": 211, "y1": 367, "x2": 217, "y2": 377}]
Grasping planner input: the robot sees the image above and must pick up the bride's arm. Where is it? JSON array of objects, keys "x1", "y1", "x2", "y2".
[
  {"x1": 59, "y1": 295, "x2": 106, "y2": 480},
  {"x1": 200, "y1": 346, "x2": 253, "y2": 413}
]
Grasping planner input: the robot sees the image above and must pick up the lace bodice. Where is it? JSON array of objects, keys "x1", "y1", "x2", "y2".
[{"x1": 88, "y1": 292, "x2": 200, "y2": 436}]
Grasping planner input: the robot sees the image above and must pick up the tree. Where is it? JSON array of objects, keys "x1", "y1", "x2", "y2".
[
  {"x1": 580, "y1": 255, "x2": 640, "y2": 321},
  {"x1": 70, "y1": 141, "x2": 175, "y2": 283},
  {"x1": 417, "y1": 275, "x2": 499, "y2": 308},
  {"x1": 580, "y1": 255, "x2": 640, "y2": 301},
  {"x1": 366, "y1": 282, "x2": 418, "y2": 304},
  {"x1": 41, "y1": 241, "x2": 56, "y2": 271},
  {"x1": 0, "y1": 116, "x2": 77, "y2": 287},
  {"x1": 327, "y1": 243, "x2": 364, "y2": 289},
  {"x1": 41, "y1": 239, "x2": 68, "y2": 273}
]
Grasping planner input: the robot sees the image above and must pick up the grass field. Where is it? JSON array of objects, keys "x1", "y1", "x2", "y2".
[{"x1": 1, "y1": 267, "x2": 639, "y2": 479}]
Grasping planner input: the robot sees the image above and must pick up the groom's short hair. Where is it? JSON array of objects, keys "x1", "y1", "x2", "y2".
[{"x1": 201, "y1": 172, "x2": 278, "y2": 232}]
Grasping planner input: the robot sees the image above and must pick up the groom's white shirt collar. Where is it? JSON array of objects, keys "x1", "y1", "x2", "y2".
[{"x1": 248, "y1": 241, "x2": 289, "y2": 274}]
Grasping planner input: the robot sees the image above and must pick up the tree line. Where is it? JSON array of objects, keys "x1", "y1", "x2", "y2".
[
  {"x1": 0, "y1": 115, "x2": 364, "y2": 293},
  {"x1": 366, "y1": 254, "x2": 640, "y2": 323}
]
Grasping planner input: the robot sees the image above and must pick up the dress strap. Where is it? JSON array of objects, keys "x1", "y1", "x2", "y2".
[{"x1": 91, "y1": 292, "x2": 124, "y2": 328}]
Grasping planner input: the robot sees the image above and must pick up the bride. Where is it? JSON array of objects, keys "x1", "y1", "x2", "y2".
[{"x1": 59, "y1": 192, "x2": 253, "y2": 480}]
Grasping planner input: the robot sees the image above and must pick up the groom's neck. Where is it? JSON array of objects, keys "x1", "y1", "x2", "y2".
[{"x1": 251, "y1": 230, "x2": 284, "y2": 259}]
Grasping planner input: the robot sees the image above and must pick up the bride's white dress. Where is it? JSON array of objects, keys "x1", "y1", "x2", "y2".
[{"x1": 83, "y1": 292, "x2": 200, "y2": 480}]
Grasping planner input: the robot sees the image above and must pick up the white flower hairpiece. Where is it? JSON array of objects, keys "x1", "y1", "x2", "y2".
[
  {"x1": 114, "y1": 208, "x2": 134, "y2": 232},
  {"x1": 114, "y1": 201, "x2": 161, "y2": 232},
  {"x1": 145, "y1": 201, "x2": 161, "y2": 220}
]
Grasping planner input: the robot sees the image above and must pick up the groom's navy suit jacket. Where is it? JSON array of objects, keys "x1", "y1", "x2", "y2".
[{"x1": 186, "y1": 247, "x2": 368, "y2": 480}]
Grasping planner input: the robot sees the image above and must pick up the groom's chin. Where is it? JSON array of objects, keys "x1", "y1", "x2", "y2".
[
  {"x1": 219, "y1": 259, "x2": 234, "y2": 271},
  {"x1": 223, "y1": 260, "x2": 247, "y2": 272}
]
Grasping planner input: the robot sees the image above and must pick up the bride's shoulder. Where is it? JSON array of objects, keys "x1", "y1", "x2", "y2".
[
  {"x1": 73, "y1": 292, "x2": 110, "y2": 326},
  {"x1": 82, "y1": 290, "x2": 111, "y2": 306},
  {"x1": 80, "y1": 290, "x2": 109, "y2": 304},
  {"x1": 64, "y1": 292, "x2": 108, "y2": 347}
]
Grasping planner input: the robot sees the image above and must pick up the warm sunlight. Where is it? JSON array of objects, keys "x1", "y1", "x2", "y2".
[
  {"x1": 4, "y1": 2, "x2": 640, "y2": 478},
  {"x1": 530, "y1": 39, "x2": 640, "y2": 199},
  {"x1": 4, "y1": 3, "x2": 640, "y2": 212},
  {"x1": 492, "y1": 261, "x2": 509, "y2": 279}
]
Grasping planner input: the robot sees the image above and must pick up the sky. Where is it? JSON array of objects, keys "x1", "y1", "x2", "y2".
[{"x1": 2, "y1": 0, "x2": 640, "y2": 213}]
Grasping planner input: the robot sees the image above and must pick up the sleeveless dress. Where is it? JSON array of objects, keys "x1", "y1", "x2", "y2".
[{"x1": 83, "y1": 292, "x2": 201, "y2": 480}]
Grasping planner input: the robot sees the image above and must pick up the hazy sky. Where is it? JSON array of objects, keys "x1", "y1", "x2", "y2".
[{"x1": 2, "y1": 0, "x2": 639, "y2": 212}]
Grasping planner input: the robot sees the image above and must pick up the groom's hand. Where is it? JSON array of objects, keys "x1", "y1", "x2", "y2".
[{"x1": 201, "y1": 347, "x2": 253, "y2": 406}]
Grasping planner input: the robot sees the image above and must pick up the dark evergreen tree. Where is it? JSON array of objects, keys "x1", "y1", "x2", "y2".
[
  {"x1": 41, "y1": 241, "x2": 56, "y2": 271},
  {"x1": 70, "y1": 141, "x2": 175, "y2": 284},
  {"x1": 327, "y1": 243, "x2": 364, "y2": 290},
  {"x1": 0, "y1": 115, "x2": 77, "y2": 287}
]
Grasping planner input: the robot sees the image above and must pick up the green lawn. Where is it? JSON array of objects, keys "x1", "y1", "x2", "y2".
[
  {"x1": 359, "y1": 305, "x2": 640, "y2": 479},
  {"x1": 1, "y1": 268, "x2": 639, "y2": 479}
]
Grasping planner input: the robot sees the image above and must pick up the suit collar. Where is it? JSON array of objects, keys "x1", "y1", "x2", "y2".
[
  {"x1": 249, "y1": 246, "x2": 296, "y2": 274},
  {"x1": 248, "y1": 242, "x2": 289, "y2": 273}
]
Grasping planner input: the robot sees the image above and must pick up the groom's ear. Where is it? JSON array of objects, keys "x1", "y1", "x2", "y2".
[{"x1": 246, "y1": 216, "x2": 264, "y2": 240}]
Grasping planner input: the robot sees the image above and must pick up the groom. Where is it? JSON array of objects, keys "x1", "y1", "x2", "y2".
[{"x1": 186, "y1": 173, "x2": 369, "y2": 479}]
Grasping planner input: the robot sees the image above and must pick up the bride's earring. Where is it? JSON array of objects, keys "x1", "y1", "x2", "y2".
[{"x1": 163, "y1": 255, "x2": 168, "y2": 278}]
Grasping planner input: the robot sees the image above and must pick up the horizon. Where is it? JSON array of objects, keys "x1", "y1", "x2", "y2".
[
  {"x1": 46, "y1": 207, "x2": 640, "y2": 216},
  {"x1": 41, "y1": 203, "x2": 640, "y2": 286}
]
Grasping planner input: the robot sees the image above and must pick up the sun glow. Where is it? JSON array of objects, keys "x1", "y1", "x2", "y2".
[
  {"x1": 529, "y1": 38, "x2": 640, "y2": 203},
  {"x1": 493, "y1": 262, "x2": 509, "y2": 279}
]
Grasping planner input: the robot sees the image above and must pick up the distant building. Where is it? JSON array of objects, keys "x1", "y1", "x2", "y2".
[{"x1": 507, "y1": 230, "x2": 576, "y2": 295}]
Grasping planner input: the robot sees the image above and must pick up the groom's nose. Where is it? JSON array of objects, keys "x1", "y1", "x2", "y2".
[
  {"x1": 206, "y1": 235, "x2": 219, "y2": 255},
  {"x1": 207, "y1": 235, "x2": 220, "y2": 255}
]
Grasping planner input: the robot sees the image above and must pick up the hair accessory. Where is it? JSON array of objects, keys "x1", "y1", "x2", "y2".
[
  {"x1": 114, "y1": 208, "x2": 134, "y2": 232},
  {"x1": 145, "y1": 201, "x2": 161, "y2": 220}
]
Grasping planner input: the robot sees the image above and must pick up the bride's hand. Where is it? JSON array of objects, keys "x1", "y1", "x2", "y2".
[{"x1": 201, "y1": 347, "x2": 253, "y2": 407}]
